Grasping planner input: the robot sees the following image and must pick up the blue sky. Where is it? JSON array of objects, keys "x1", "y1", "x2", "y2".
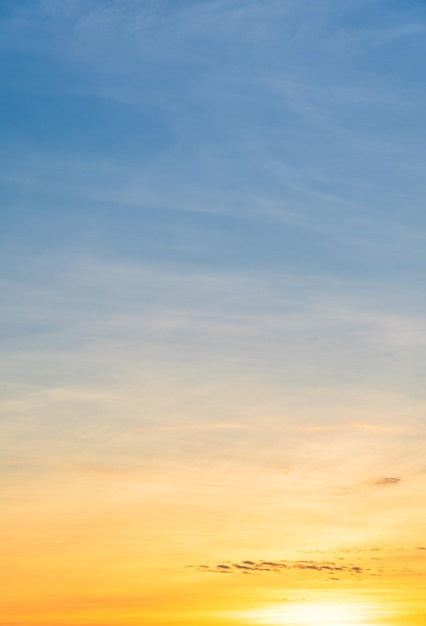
[
  {"x1": 4, "y1": 9, "x2": 426, "y2": 623},
  {"x1": 2, "y1": 0, "x2": 426, "y2": 474}
]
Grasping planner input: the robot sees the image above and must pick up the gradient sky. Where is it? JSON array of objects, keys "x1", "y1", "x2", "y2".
[{"x1": 2, "y1": 1, "x2": 426, "y2": 625}]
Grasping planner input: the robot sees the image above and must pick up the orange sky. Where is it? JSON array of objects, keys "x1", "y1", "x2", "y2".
[{"x1": 2, "y1": 383, "x2": 426, "y2": 625}]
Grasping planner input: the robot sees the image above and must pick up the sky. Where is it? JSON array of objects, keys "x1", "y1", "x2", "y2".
[{"x1": 1, "y1": 1, "x2": 426, "y2": 625}]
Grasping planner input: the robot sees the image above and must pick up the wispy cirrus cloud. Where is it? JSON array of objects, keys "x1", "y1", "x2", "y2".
[
  {"x1": 368, "y1": 476, "x2": 402, "y2": 487},
  {"x1": 336, "y1": 476, "x2": 403, "y2": 495}
]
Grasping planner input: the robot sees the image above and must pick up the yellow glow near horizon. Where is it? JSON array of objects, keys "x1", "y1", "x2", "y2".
[{"x1": 240, "y1": 601, "x2": 382, "y2": 626}]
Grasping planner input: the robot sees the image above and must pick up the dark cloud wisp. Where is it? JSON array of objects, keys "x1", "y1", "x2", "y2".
[{"x1": 190, "y1": 558, "x2": 372, "y2": 579}]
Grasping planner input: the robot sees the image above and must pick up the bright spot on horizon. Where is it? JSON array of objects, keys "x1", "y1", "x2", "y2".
[{"x1": 239, "y1": 601, "x2": 382, "y2": 625}]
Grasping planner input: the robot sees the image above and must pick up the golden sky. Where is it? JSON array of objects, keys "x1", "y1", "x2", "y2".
[{"x1": 2, "y1": 369, "x2": 426, "y2": 625}]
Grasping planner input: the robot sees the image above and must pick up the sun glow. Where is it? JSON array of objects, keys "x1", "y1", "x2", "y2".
[{"x1": 241, "y1": 601, "x2": 382, "y2": 625}]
